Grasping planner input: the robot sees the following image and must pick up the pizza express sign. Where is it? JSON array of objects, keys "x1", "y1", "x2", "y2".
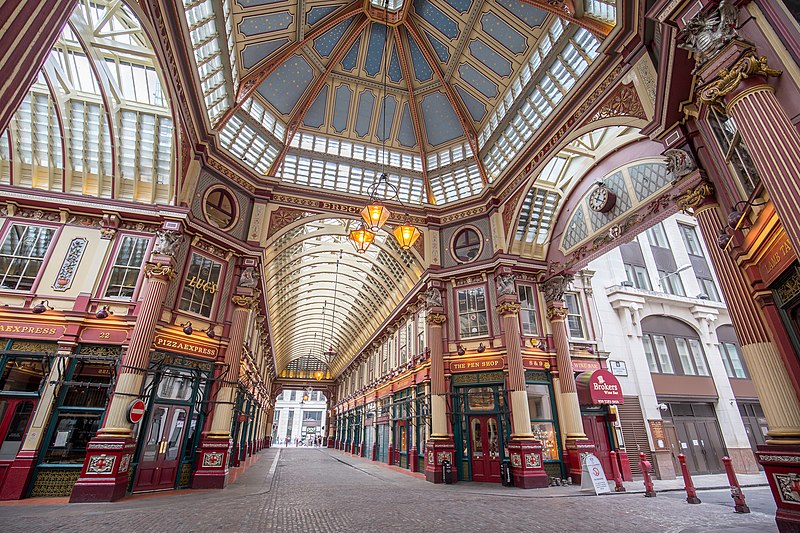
[
  {"x1": 153, "y1": 334, "x2": 218, "y2": 359},
  {"x1": 576, "y1": 369, "x2": 624, "y2": 405},
  {"x1": 0, "y1": 321, "x2": 65, "y2": 339}
]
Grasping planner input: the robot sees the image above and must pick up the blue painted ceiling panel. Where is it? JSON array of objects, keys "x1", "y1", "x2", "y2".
[
  {"x1": 397, "y1": 102, "x2": 417, "y2": 148},
  {"x1": 365, "y1": 24, "x2": 387, "y2": 77},
  {"x1": 480, "y1": 12, "x2": 527, "y2": 54},
  {"x1": 444, "y1": 0, "x2": 472, "y2": 13},
  {"x1": 376, "y1": 95, "x2": 398, "y2": 142},
  {"x1": 307, "y1": 5, "x2": 339, "y2": 25},
  {"x1": 424, "y1": 31, "x2": 450, "y2": 63},
  {"x1": 388, "y1": 48, "x2": 402, "y2": 83},
  {"x1": 239, "y1": 12, "x2": 293, "y2": 37},
  {"x1": 421, "y1": 92, "x2": 462, "y2": 146},
  {"x1": 469, "y1": 39, "x2": 512, "y2": 77},
  {"x1": 257, "y1": 56, "x2": 315, "y2": 115},
  {"x1": 407, "y1": 35, "x2": 433, "y2": 82},
  {"x1": 303, "y1": 84, "x2": 329, "y2": 128},
  {"x1": 340, "y1": 37, "x2": 361, "y2": 71},
  {"x1": 414, "y1": 0, "x2": 459, "y2": 40},
  {"x1": 458, "y1": 63, "x2": 498, "y2": 98},
  {"x1": 494, "y1": 0, "x2": 548, "y2": 27},
  {"x1": 236, "y1": 0, "x2": 284, "y2": 7},
  {"x1": 241, "y1": 38, "x2": 289, "y2": 69},
  {"x1": 355, "y1": 90, "x2": 376, "y2": 137},
  {"x1": 314, "y1": 18, "x2": 354, "y2": 58},
  {"x1": 333, "y1": 84, "x2": 353, "y2": 133},
  {"x1": 455, "y1": 84, "x2": 486, "y2": 122}
]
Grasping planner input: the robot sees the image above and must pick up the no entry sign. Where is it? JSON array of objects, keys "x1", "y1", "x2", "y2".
[{"x1": 128, "y1": 399, "x2": 146, "y2": 424}]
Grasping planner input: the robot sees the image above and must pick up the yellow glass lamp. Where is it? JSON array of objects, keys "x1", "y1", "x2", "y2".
[
  {"x1": 349, "y1": 223, "x2": 376, "y2": 253},
  {"x1": 393, "y1": 222, "x2": 421, "y2": 249},
  {"x1": 361, "y1": 202, "x2": 391, "y2": 232}
]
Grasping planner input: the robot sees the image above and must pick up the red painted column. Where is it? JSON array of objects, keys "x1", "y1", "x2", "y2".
[
  {"x1": 0, "y1": 0, "x2": 75, "y2": 133},
  {"x1": 71, "y1": 252, "x2": 178, "y2": 502},
  {"x1": 423, "y1": 287, "x2": 455, "y2": 484},
  {"x1": 193, "y1": 290, "x2": 256, "y2": 489},
  {"x1": 496, "y1": 277, "x2": 549, "y2": 488},
  {"x1": 541, "y1": 275, "x2": 593, "y2": 484}
]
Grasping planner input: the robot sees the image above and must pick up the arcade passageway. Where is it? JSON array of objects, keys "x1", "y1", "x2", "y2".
[{"x1": 0, "y1": 448, "x2": 778, "y2": 532}]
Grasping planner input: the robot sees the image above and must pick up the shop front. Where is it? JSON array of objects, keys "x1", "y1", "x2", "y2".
[
  {"x1": 451, "y1": 371, "x2": 509, "y2": 484},
  {"x1": 376, "y1": 397, "x2": 389, "y2": 463},
  {"x1": 392, "y1": 389, "x2": 412, "y2": 468},
  {"x1": 524, "y1": 369, "x2": 563, "y2": 480},
  {"x1": 130, "y1": 351, "x2": 212, "y2": 493},
  {"x1": 576, "y1": 368, "x2": 625, "y2": 480}
]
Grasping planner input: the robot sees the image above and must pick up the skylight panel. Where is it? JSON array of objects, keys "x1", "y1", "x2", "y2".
[
  {"x1": 219, "y1": 113, "x2": 279, "y2": 173},
  {"x1": 584, "y1": 0, "x2": 616, "y2": 24}
]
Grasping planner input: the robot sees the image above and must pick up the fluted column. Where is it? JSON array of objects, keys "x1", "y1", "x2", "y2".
[
  {"x1": 679, "y1": 187, "x2": 800, "y2": 443},
  {"x1": 699, "y1": 49, "x2": 800, "y2": 257},
  {"x1": 497, "y1": 296, "x2": 534, "y2": 438},
  {"x1": 208, "y1": 293, "x2": 255, "y2": 439},
  {"x1": 99, "y1": 260, "x2": 177, "y2": 437},
  {"x1": 427, "y1": 309, "x2": 448, "y2": 438},
  {"x1": 546, "y1": 302, "x2": 586, "y2": 441}
]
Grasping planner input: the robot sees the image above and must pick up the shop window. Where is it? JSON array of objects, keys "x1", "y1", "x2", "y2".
[
  {"x1": 204, "y1": 187, "x2": 237, "y2": 230},
  {"x1": 563, "y1": 293, "x2": 585, "y2": 339},
  {"x1": 155, "y1": 369, "x2": 195, "y2": 401},
  {"x1": 0, "y1": 224, "x2": 55, "y2": 291},
  {"x1": 0, "y1": 400, "x2": 34, "y2": 460},
  {"x1": 452, "y1": 227, "x2": 481, "y2": 263},
  {"x1": 719, "y1": 342, "x2": 748, "y2": 379},
  {"x1": 707, "y1": 107, "x2": 760, "y2": 197},
  {"x1": 467, "y1": 386, "x2": 495, "y2": 410},
  {"x1": 518, "y1": 285, "x2": 539, "y2": 336},
  {"x1": 105, "y1": 235, "x2": 149, "y2": 299},
  {"x1": 457, "y1": 286, "x2": 489, "y2": 338},
  {"x1": 526, "y1": 382, "x2": 559, "y2": 461},
  {"x1": 624, "y1": 263, "x2": 651, "y2": 290},
  {"x1": 1, "y1": 357, "x2": 46, "y2": 392},
  {"x1": 179, "y1": 253, "x2": 222, "y2": 317}
]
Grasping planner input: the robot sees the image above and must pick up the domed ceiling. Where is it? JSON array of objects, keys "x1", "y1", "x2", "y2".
[{"x1": 182, "y1": 0, "x2": 614, "y2": 205}]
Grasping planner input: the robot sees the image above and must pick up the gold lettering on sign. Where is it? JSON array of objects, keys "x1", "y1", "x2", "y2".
[
  {"x1": 187, "y1": 276, "x2": 218, "y2": 294},
  {"x1": 99, "y1": 332, "x2": 110, "y2": 339},
  {"x1": 765, "y1": 240, "x2": 793, "y2": 274},
  {"x1": 0, "y1": 324, "x2": 58, "y2": 335}
]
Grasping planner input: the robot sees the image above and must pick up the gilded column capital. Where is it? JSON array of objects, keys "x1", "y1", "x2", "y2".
[
  {"x1": 426, "y1": 313, "x2": 447, "y2": 325},
  {"x1": 546, "y1": 305, "x2": 568, "y2": 322},
  {"x1": 675, "y1": 181, "x2": 715, "y2": 214},
  {"x1": 232, "y1": 294, "x2": 257, "y2": 309},
  {"x1": 495, "y1": 301, "x2": 521, "y2": 317},
  {"x1": 144, "y1": 262, "x2": 177, "y2": 281},
  {"x1": 698, "y1": 51, "x2": 782, "y2": 107}
]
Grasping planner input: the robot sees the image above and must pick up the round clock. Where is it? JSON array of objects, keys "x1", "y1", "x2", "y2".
[{"x1": 589, "y1": 185, "x2": 617, "y2": 213}]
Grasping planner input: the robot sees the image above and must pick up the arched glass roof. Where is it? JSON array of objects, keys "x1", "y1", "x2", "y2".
[
  {"x1": 0, "y1": 0, "x2": 175, "y2": 204},
  {"x1": 179, "y1": 0, "x2": 614, "y2": 205}
]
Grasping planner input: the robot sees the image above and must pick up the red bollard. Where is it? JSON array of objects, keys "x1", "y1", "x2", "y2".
[
  {"x1": 722, "y1": 456, "x2": 750, "y2": 513},
  {"x1": 678, "y1": 454, "x2": 701, "y2": 504},
  {"x1": 609, "y1": 451, "x2": 626, "y2": 492},
  {"x1": 639, "y1": 452, "x2": 656, "y2": 497}
]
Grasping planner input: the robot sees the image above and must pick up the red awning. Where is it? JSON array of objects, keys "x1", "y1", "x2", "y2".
[{"x1": 576, "y1": 369, "x2": 624, "y2": 405}]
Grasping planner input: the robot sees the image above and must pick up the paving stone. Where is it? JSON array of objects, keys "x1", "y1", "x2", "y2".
[{"x1": 0, "y1": 448, "x2": 778, "y2": 533}]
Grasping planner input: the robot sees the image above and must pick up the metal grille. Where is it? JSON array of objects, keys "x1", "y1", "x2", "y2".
[{"x1": 29, "y1": 468, "x2": 81, "y2": 497}]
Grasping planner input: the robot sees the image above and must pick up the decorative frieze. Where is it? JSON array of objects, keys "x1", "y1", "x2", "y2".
[
  {"x1": 496, "y1": 302, "x2": 521, "y2": 317},
  {"x1": 675, "y1": 182, "x2": 714, "y2": 213},
  {"x1": 53, "y1": 238, "x2": 88, "y2": 291},
  {"x1": 145, "y1": 262, "x2": 177, "y2": 281},
  {"x1": 698, "y1": 51, "x2": 782, "y2": 106}
]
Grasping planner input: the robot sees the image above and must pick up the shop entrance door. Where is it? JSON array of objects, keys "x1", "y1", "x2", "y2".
[
  {"x1": 133, "y1": 404, "x2": 189, "y2": 492},
  {"x1": 582, "y1": 415, "x2": 613, "y2": 479},
  {"x1": 468, "y1": 416, "x2": 501, "y2": 483},
  {"x1": 0, "y1": 399, "x2": 36, "y2": 488}
]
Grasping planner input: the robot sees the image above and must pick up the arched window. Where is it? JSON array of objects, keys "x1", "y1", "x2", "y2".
[{"x1": 641, "y1": 317, "x2": 710, "y2": 376}]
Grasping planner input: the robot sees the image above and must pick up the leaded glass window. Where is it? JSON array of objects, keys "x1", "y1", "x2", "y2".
[
  {"x1": 0, "y1": 224, "x2": 55, "y2": 291},
  {"x1": 105, "y1": 235, "x2": 149, "y2": 299},
  {"x1": 179, "y1": 253, "x2": 222, "y2": 317},
  {"x1": 458, "y1": 287, "x2": 489, "y2": 339}
]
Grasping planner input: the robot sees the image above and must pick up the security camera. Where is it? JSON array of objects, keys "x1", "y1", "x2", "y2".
[{"x1": 658, "y1": 403, "x2": 668, "y2": 411}]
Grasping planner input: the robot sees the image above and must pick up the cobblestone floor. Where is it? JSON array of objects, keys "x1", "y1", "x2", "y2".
[{"x1": 0, "y1": 448, "x2": 778, "y2": 533}]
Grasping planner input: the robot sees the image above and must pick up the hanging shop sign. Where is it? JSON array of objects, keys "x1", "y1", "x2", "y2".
[
  {"x1": 450, "y1": 356, "x2": 504, "y2": 373},
  {"x1": 576, "y1": 369, "x2": 624, "y2": 405},
  {"x1": 79, "y1": 327, "x2": 128, "y2": 344},
  {"x1": 153, "y1": 334, "x2": 218, "y2": 359},
  {"x1": 0, "y1": 321, "x2": 65, "y2": 340},
  {"x1": 522, "y1": 357, "x2": 550, "y2": 370},
  {"x1": 571, "y1": 358, "x2": 602, "y2": 372},
  {"x1": 128, "y1": 399, "x2": 146, "y2": 424},
  {"x1": 759, "y1": 232, "x2": 795, "y2": 286}
]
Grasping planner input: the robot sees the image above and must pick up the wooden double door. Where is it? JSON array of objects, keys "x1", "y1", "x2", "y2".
[
  {"x1": 468, "y1": 415, "x2": 501, "y2": 483},
  {"x1": 133, "y1": 404, "x2": 190, "y2": 492},
  {"x1": 582, "y1": 414, "x2": 614, "y2": 479}
]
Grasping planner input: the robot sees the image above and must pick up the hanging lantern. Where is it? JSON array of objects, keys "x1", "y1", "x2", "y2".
[
  {"x1": 349, "y1": 223, "x2": 376, "y2": 253},
  {"x1": 392, "y1": 222, "x2": 421, "y2": 250},
  {"x1": 361, "y1": 201, "x2": 391, "y2": 232},
  {"x1": 314, "y1": 369, "x2": 325, "y2": 381}
]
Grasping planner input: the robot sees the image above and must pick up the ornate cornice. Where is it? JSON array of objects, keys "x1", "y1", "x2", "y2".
[
  {"x1": 699, "y1": 51, "x2": 782, "y2": 107},
  {"x1": 495, "y1": 302, "x2": 521, "y2": 317},
  {"x1": 546, "y1": 306, "x2": 568, "y2": 321},
  {"x1": 675, "y1": 182, "x2": 715, "y2": 213},
  {"x1": 426, "y1": 313, "x2": 447, "y2": 325},
  {"x1": 145, "y1": 262, "x2": 177, "y2": 281}
]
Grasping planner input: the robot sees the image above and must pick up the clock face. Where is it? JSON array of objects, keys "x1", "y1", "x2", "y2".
[{"x1": 589, "y1": 186, "x2": 616, "y2": 213}]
